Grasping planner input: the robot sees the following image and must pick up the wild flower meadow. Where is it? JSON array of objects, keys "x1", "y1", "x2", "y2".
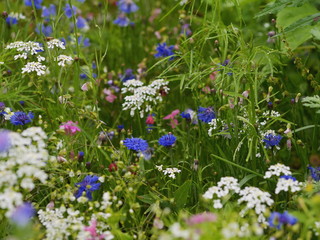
[{"x1": 1, "y1": 0, "x2": 320, "y2": 239}]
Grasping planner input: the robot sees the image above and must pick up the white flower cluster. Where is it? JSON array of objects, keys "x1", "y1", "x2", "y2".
[
  {"x1": 56, "y1": 55, "x2": 73, "y2": 67},
  {"x1": 0, "y1": 127, "x2": 50, "y2": 217},
  {"x1": 262, "y1": 110, "x2": 281, "y2": 118},
  {"x1": 275, "y1": 177, "x2": 302, "y2": 194},
  {"x1": 168, "y1": 222, "x2": 199, "y2": 240},
  {"x1": 238, "y1": 187, "x2": 274, "y2": 223},
  {"x1": 208, "y1": 118, "x2": 227, "y2": 137},
  {"x1": 47, "y1": 39, "x2": 66, "y2": 50},
  {"x1": 8, "y1": 12, "x2": 26, "y2": 20},
  {"x1": 38, "y1": 198, "x2": 114, "y2": 240},
  {"x1": 6, "y1": 41, "x2": 44, "y2": 55},
  {"x1": 22, "y1": 61, "x2": 47, "y2": 76},
  {"x1": 222, "y1": 222, "x2": 263, "y2": 239},
  {"x1": 203, "y1": 177, "x2": 240, "y2": 209},
  {"x1": 122, "y1": 79, "x2": 170, "y2": 118},
  {"x1": 156, "y1": 165, "x2": 181, "y2": 179},
  {"x1": 264, "y1": 163, "x2": 292, "y2": 179}
]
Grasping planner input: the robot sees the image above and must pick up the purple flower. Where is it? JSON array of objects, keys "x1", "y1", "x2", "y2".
[
  {"x1": 113, "y1": 14, "x2": 131, "y2": 27},
  {"x1": 121, "y1": 69, "x2": 135, "y2": 82},
  {"x1": 0, "y1": 131, "x2": 10, "y2": 152},
  {"x1": 35, "y1": 24, "x2": 53, "y2": 37},
  {"x1": 10, "y1": 111, "x2": 34, "y2": 125},
  {"x1": 263, "y1": 132, "x2": 282, "y2": 149},
  {"x1": 75, "y1": 175, "x2": 101, "y2": 200},
  {"x1": 42, "y1": 4, "x2": 56, "y2": 18},
  {"x1": 181, "y1": 109, "x2": 198, "y2": 124},
  {"x1": 0, "y1": 102, "x2": 5, "y2": 110},
  {"x1": 197, "y1": 107, "x2": 215, "y2": 123},
  {"x1": 25, "y1": 0, "x2": 43, "y2": 9},
  {"x1": 6, "y1": 16, "x2": 18, "y2": 26},
  {"x1": 64, "y1": 4, "x2": 77, "y2": 18},
  {"x1": 117, "y1": 0, "x2": 139, "y2": 14},
  {"x1": 123, "y1": 137, "x2": 149, "y2": 151},
  {"x1": 158, "y1": 133, "x2": 176, "y2": 147},
  {"x1": 11, "y1": 202, "x2": 35, "y2": 226},
  {"x1": 154, "y1": 43, "x2": 175, "y2": 60},
  {"x1": 78, "y1": 36, "x2": 90, "y2": 47},
  {"x1": 268, "y1": 211, "x2": 297, "y2": 229},
  {"x1": 307, "y1": 165, "x2": 320, "y2": 181},
  {"x1": 76, "y1": 16, "x2": 88, "y2": 29}
]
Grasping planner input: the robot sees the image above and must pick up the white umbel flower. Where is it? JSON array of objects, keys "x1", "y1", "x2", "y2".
[
  {"x1": 56, "y1": 55, "x2": 73, "y2": 67},
  {"x1": 264, "y1": 163, "x2": 292, "y2": 179},
  {"x1": 6, "y1": 41, "x2": 44, "y2": 55},
  {"x1": 21, "y1": 61, "x2": 47, "y2": 76},
  {"x1": 47, "y1": 39, "x2": 66, "y2": 49},
  {"x1": 275, "y1": 176, "x2": 302, "y2": 194}
]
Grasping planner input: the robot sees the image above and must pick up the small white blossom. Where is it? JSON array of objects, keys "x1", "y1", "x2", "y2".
[
  {"x1": 156, "y1": 166, "x2": 181, "y2": 179},
  {"x1": 21, "y1": 61, "x2": 47, "y2": 76},
  {"x1": 6, "y1": 41, "x2": 43, "y2": 55},
  {"x1": 56, "y1": 55, "x2": 73, "y2": 67},
  {"x1": 47, "y1": 39, "x2": 66, "y2": 49},
  {"x1": 264, "y1": 163, "x2": 292, "y2": 179},
  {"x1": 275, "y1": 176, "x2": 302, "y2": 194}
]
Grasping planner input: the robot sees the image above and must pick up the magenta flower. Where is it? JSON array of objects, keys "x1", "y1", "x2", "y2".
[
  {"x1": 60, "y1": 121, "x2": 81, "y2": 135},
  {"x1": 163, "y1": 109, "x2": 180, "y2": 128},
  {"x1": 186, "y1": 212, "x2": 217, "y2": 226}
]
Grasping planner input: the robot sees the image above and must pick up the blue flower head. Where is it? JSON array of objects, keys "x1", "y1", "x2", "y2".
[
  {"x1": 78, "y1": 36, "x2": 90, "y2": 47},
  {"x1": 76, "y1": 16, "x2": 88, "y2": 29},
  {"x1": 10, "y1": 202, "x2": 35, "y2": 226},
  {"x1": 268, "y1": 211, "x2": 297, "y2": 229},
  {"x1": 0, "y1": 131, "x2": 11, "y2": 153},
  {"x1": 0, "y1": 102, "x2": 5, "y2": 110},
  {"x1": 263, "y1": 132, "x2": 282, "y2": 149},
  {"x1": 117, "y1": 0, "x2": 139, "y2": 13},
  {"x1": 10, "y1": 111, "x2": 34, "y2": 125},
  {"x1": 280, "y1": 175, "x2": 297, "y2": 181},
  {"x1": 121, "y1": 69, "x2": 135, "y2": 82},
  {"x1": 158, "y1": 133, "x2": 176, "y2": 147},
  {"x1": 123, "y1": 137, "x2": 149, "y2": 151},
  {"x1": 181, "y1": 109, "x2": 198, "y2": 124},
  {"x1": 114, "y1": 14, "x2": 131, "y2": 27},
  {"x1": 180, "y1": 111, "x2": 191, "y2": 120},
  {"x1": 6, "y1": 16, "x2": 18, "y2": 26},
  {"x1": 154, "y1": 43, "x2": 175, "y2": 60},
  {"x1": 35, "y1": 24, "x2": 53, "y2": 37},
  {"x1": 64, "y1": 4, "x2": 77, "y2": 18},
  {"x1": 308, "y1": 165, "x2": 320, "y2": 181},
  {"x1": 75, "y1": 175, "x2": 101, "y2": 200},
  {"x1": 198, "y1": 107, "x2": 216, "y2": 123},
  {"x1": 25, "y1": 0, "x2": 43, "y2": 9},
  {"x1": 42, "y1": 4, "x2": 56, "y2": 18}
]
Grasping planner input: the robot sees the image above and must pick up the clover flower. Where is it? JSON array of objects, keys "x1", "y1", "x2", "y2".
[
  {"x1": 154, "y1": 43, "x2": 175, "y2": 60},
  {"x1": 158, "y1": 133, "x2": 176, "y2": 147},
  {"x1": 117, "y1": 0, "x2": 139, "y2": 13},
  {"x1": 198, "y1": 107, "x2": 216, "y2": 123},
  {"x1": 264, "y1": 163, "x2": 292, "y2": 179},
  {"x1": 75, "y1": 175, "x2": 101, "y2": 200},
  {"x1": 275, "y1": 175, "x2": 301, "y2": 194},
  {"x1": 123, "y1": 137, "x2": 149, "y2": 151},
  {"x1": 308, "y1": 165, "x2": 320, "y2": 181},
  {"x1": 262, "y1": 130, "x2": 282, "y2": 149},
  {"x1": 268, "y1": 211, "x2": 297, "y2": 229},
  {"x1": 59, "y1": 121, "x2": 81, "y2": 135},
  {"x1": 10, "y1": 111, "x2": 34, "y2": 125}
]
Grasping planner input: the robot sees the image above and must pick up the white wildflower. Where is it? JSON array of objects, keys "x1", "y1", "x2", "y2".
[
  {"x1": 21, "y1": 61, "x2": 47, "y2": 76},
  {"x1": 264, "y1": 163, "x2": 292, "y2": 179},
  {"x1": 6, "y1": 41, "x2": 43, "y2": 55},
  {"x1": 47, "y1": 39, "x2": 66, "y2": 49},
  {"x1": 275, "y1": 176, "x2": 302, "y2": 194},
  {"x1": 56, "y1": 55, "x2": 73, "y2": 67}
]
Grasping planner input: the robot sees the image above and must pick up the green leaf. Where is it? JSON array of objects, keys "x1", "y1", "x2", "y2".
[
  {"x1": 174, "y1": 180, "x2": 192, "y2": 209},
  {"x1": 137, "y1": 194, "x2": 156, "y2": 205},
  {"x1": 283, "y1": 13, "x2": 320, "y2": 34},
  {"x1": 255, "y1": 0, "x2": 289, "y2": 18}
]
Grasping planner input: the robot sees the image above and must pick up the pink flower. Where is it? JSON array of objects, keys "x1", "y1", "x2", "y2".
[
  {"x1": 103, "y1": 88, "x2": 117, "y2": 103},
  {"x1": 186, "y1": 212, "x2": 217, "y2": 226},
  {"x1": 59, "y1": 121, "x2": 81, "y2": 136},
  {"x1": 81, "y1": 82, "x2": 90, "y2": 91},
  {"x1": 84, "y1": 219, "x2": 105, "y2": 240},
  {"x1": 163, "y1": 109, "x2": 180, "y2": 128},
  {"x1": 146, "y1": 114, "x2": 155, "y2": 125}
]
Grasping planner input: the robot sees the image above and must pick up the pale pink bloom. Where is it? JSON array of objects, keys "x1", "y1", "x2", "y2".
[
  {"x1": 59, "y1": 121, "x2": 81, "y2": 135},
  {"x1": 242, "y1": 90, "x2": 249, "y2": 98},
  {"x1": 84, "y1": 219, "x2": 105, "y2": 240},
  {"x1": 163, "y1": 109, "x2": 180, "y2": 128},
  {"x1": 103, "y1": 88, "x2": 117, "y2": 103},
  {"x1": 186, "y1": 212, "x2": 217, "y2": 226},
  {"x1": 210, "y1": 69, "x2": 218, "y2": 81},
  {"x1": 81, "y1": 82, "x2": 90, "y2": 91},
  {"x1": 286, "y1": 139, "x2": 292, "y2": 150},
  {"x1": 202, "y1": 86, "x2": 211, "y2": 94}
]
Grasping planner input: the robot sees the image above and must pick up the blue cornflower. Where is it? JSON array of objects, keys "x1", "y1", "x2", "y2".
[
  {"x1": 75, "y1": 175, "x2": 101, "y2": 200},
  {"x1": 307, "y1": 165, "x2": 320, "y2": 181},
  {"x1": 6, "y1": 16, "x2": 18, "y2": 26},
  {"x1": 121, "y1": 69, "x2": 135, "y2": 82},
  {"x1": 10, "y1": 111, "x2": 34, "y2": 126},
  {"x1": 25, "y1": 0, "x2": 43, "y2": 9},
  {"x1": 11, "y1": 202, "x2": 35, "y2": 226},
  {"x1": 263, "y1": 132, "x2": 282, "y2": 149},
  {"x1": 268, "y1": 211, "x2": 297, "y2": 229},
  {"x1": 118, "y1": 125, "x2": 125, "y2": 130},
  {"x1": 78, "y1": 36, "x2": 90, "y2": 47},
  {"x1": 158, "y1": 133, "x2": 176, "y2": 147},
  {"x1": 117, "y1": 0, "x2": 139, "y2": 13},
  {"x1": 0, "y1": 131, "x2": 10, "y2": 153},
  {"x1": 154, "y1": 43, "x2": 175, "y2": 60},
  {"x1": 180, "y1": 111, "x2": 191, "y2": 119},
  {"x1": 197, "y1": 107, "x2": 216, "y2": 123},
  {"x1": 76, "y1": 16, "x2": 88, "y2": 29},
  {"x1": 113, "y1": 14, "x2": 131, "y2": 27},
  {"x1": 123, "y1": 137, "x2": 149, "y2": 151},
  {"x1": 35, "y1": 24, "x2": 53, "y2": 37},
  {"x1": 181, "y1": 109, "x2": 198, "y2": 124},
  {"x1": 64, "y1": 4, "x2": 77, "y2": 18},
  {"x1": 42, "y1": 4, "x2": 56, "y2": 18},
  {"x1": 280, "y1": 175, "x2": 297, "y2": 181}
]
